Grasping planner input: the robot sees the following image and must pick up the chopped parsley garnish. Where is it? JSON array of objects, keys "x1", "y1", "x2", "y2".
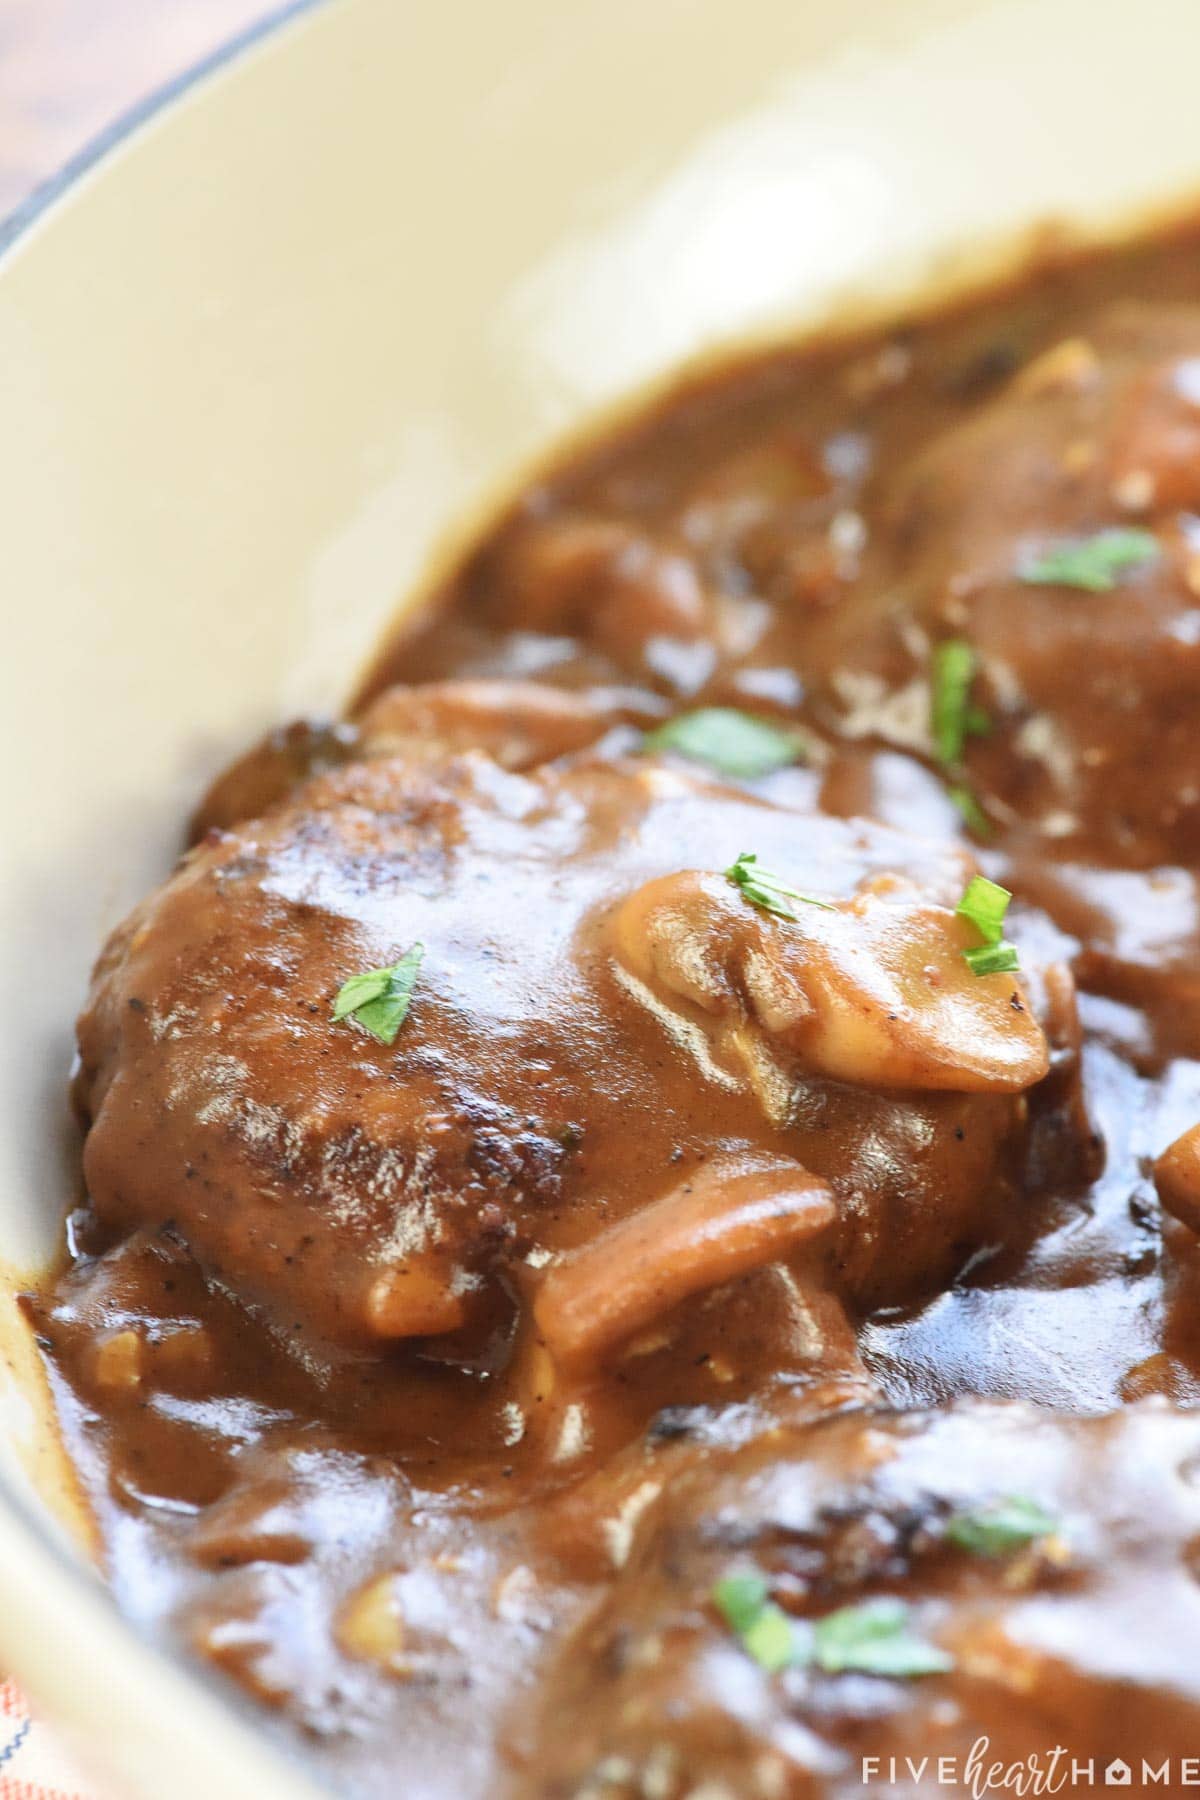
[
  {"x1": 1020, "y1": 526, "x2": 1159, "y2": 593},
  {"x1": 956, "y1": 873, "x2": 1010, "y2": 941},
  {"x1": 947, "y1": 783, "x2": 991, "y2": 838},
  {"x1": 956, "y1": 875, "x2": 1019, "y2": 978},
  {"x1": 714, "y1": 1576, "x2": 950, "y2": 1679},
  {"x1": 811, "y1": 1598, "x2": 952, "y2": 1678},
  {"x1": 946, "y1": 1495, "x2": 1059, "y2": 1557},
  {"x1": 332, "y1": 944, "x2": 425, "y2": 1045},
  {"x1": 713, "y1": 1573, "x2": 798, "y2": 1673},
  {"x1": 725, "y1": 851, "x2": 834, "y2": 920},
  {"x1": 931, "y1": 638, "x2": 990, "y2": 767},
  {"x1": 962, "y1": 942, "x2": 1019, "y2": 976},
  {"x1": 713, "y1": 1570, "x2": 769, "y2": 1633},
  {"x1": 644, "y1": 708, "x2": 808, "y2": 778},
  {"x1": 742, "y1": 1603, "x2": 800, "y2": 1673}
]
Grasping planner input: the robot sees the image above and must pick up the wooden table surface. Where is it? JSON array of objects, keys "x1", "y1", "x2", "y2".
[{"x1": 0, "y1": 0, "x2": 274, "y2": 219}]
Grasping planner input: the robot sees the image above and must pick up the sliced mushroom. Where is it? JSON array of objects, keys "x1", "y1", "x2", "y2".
[
  {"x1": 357, "y1": 678, "x2": 652, "y2": 770},
  {"x1": 612, "y1": 868, "x2": 1049, "y2": 1099},
  {"x1": 1155, "y1": 1122, "x2": 1200, "y2": 1234},
  {"x1": 532, "y1": 1152, "x2": 836, "y2": 1370}
]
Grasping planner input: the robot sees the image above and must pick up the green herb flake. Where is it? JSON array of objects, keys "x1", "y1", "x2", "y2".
[
  {"x1": 713, "y1": 1571, "x2": 769, "y2": 1636},
  {"x1": 644, "y1": 708, "x2": 808, "y2": 779},
  {"x1": 963, "y1": 941, "x2": 1020, "y2": 977},
  {"x1": 1020, "y1": 527, "x2": 1159, "y2": 593},
  {"x1": 332, "y1": 943, "x2": 425, "y2": 1045},
  {"x1": 955, "y1": 875, "x2": 1019, "y2": 978},
  {"x1": 743, "y1": 1605, "x2": 802, "y2": 1674},
  {"x1": 712, "y1": 1572, "x2": 803, "y2": 1674},
  {"x1": 714, "y1": 1576, "x2": 949, "y2": 1682},
  {"x1": 725, "y1": 851, "x2": 834, "y2": 921},
  {"x1": 956, "y1": 875, "x2": 1011, "y2": 943},
  {"x1": 946, "y1": 1495, "x2": 1059, "y2": 1558},
  {"x1": 947, "y1": 783, "x2": 992, "y2": 838},
  {"x1": 812, "y1": 1598, "x2": 952, "y2": 1679},
  {"x1": 931, "y1": 638, "x2": 989, "y2": 767}
]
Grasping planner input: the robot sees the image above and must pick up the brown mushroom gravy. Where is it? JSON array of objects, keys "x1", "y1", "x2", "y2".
[{"x1": 27, "y1": 219, "x2": 1200, "y2": 1798}]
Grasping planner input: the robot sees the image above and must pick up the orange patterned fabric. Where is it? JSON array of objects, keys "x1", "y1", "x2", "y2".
[{"x1": 0, "y1": 1683, "x2": 108, "y2": 1800}]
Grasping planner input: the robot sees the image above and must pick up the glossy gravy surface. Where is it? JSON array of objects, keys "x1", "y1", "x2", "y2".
[{"x1": 27, "y1": 222, "x2": 1200, "y2": 1798}]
